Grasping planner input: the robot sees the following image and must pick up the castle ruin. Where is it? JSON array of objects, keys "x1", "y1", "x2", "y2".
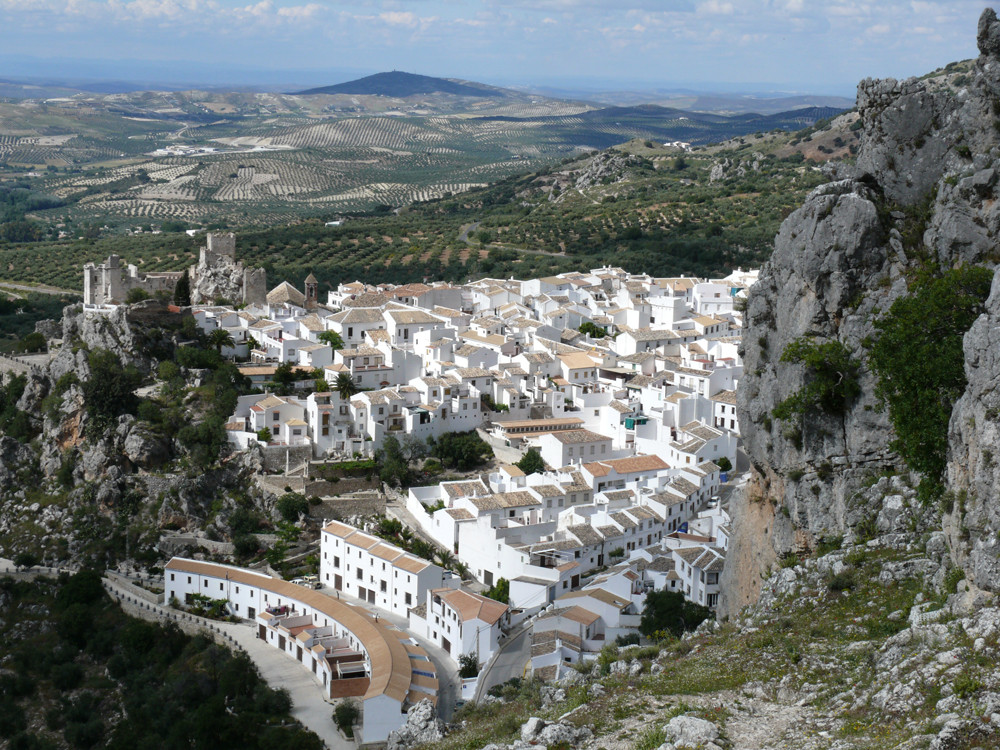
[{"x1": 83, "y1": 233, "x2": 266, "y2": 307}]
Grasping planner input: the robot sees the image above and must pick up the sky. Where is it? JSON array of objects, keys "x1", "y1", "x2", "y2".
[{"x1": 0, "y1": 0, "x2": 991, "y2": 95}]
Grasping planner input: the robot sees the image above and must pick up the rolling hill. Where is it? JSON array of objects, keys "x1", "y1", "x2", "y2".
[{"x1": 296, "y1": 71, "x2": 505, "y2": 98}]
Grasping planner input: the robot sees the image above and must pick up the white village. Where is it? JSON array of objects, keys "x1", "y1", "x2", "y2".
[{"x1": 83, "y1": 234, "x2": 753, "y2": 746}]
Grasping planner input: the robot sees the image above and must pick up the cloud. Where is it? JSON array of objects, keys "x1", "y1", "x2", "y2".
[
  {"x1": 379, "y1": 10, "x2": 418, "y2": 26},
  {"x1": 698, "y1": 0, "x2": 734, "y2": 15}
]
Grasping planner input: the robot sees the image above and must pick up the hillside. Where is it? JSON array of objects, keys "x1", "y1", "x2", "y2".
[
  {"x1": 297, "y1": 71, "x2": 505, "y2": 98},
  {"x1": 0, "y1": 115, "x2": 863, "y2": 291},
  {"x1": 0, "y1": 571, "x2": 323, "y2": 749}
]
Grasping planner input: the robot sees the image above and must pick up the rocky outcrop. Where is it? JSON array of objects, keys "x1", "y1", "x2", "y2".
[
  {"x1": 386, "y1": 699, "x2": 447, "y2": 750},
  {"x1": 723, "y1": 9, "x2": 1000, "y2": 617},
  {"x1": 190, "y1": 254, "x2": 245, "y2": 306},
  {"x1": 572, "y1": 151, "x2": 644, "y2": 191},
  {"x1": 709, "y1": 152, "x2": 762, "y2": 182}
]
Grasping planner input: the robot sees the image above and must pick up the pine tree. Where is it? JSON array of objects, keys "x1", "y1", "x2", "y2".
[{"x1": 173, "y1": 270, "x2": 191, "y2": 306}]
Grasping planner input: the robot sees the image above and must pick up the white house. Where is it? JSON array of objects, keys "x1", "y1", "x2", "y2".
[{"x1": 408, "y1": 588, "x2": 510, "y2": 666}]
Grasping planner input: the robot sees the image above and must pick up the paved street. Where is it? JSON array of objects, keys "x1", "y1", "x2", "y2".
[
  {"x1": 97, "y1": 573, "x2": 350, "y2": 750},
  {"x1": 474, "y1": 626, "x2": 530, "y2": 700}
]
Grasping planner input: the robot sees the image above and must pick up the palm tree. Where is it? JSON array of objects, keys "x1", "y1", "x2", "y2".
[
  {"x1": 208, "y1": 327, "x2": 235, "y2": 355},
  {"x1": 435, "y1": 549, "x2": 454, "y2": 570},
  {"x1": 334, "y1": 372, "x2": 359, "y2": 400}
]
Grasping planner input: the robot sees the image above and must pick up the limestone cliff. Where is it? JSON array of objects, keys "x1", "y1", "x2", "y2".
[{"x1": 721, "y1": 9, "x2": 1000, "y2": 616}]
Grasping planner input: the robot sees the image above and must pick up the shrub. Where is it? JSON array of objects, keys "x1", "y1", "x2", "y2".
[
  {"x1": 827, "y1": 570, "x2": 856, "y2": 592},
  {"x1": 333, "y1": 700, "x2": 360, "y2": 737},
  {"x1": 614, "y1": 632, "x2": 640, "y2": 647},
  {"x1": 639, "y1": 590, "x2": 712, "y2": 637},
  {"x1": 276, "y1": 492, "x2": 309, "y2": 522},
  {"x1": 772, "y1": 338, "x2": 860, "y2": 421},
  {"x1": 953, "y1": 671, "x2": 983, "y2": 699},
  {"x1": 484, "y1": 577, "x2": 509, "y2": 604}
]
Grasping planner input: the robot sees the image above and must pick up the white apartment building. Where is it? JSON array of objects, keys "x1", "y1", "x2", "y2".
[{"x1": 321, "y1": 520, "x2": 446, "y2": 617}]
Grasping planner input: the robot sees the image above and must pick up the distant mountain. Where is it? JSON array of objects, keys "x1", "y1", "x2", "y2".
[
  {"x1": 296, "y1": 71, "x2": 505, "y2": 98},
  {"x1": 477, "y1": 103, "x2": 847, "y2": 148},
  {"x1": 514, "y1": 85, "x2": 855, "y2": 115}
]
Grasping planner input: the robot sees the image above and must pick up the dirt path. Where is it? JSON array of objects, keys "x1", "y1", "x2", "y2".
[{"x1": 0, "y1": 281, "x2": 81, "y2": 296}]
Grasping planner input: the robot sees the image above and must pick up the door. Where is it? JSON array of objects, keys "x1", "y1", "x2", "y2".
[
  {"x1": 442, "y1": 638, "x2": 451, "y2": 654},
  {"x1": 297, "y1": 646, "x2": 303, "y2": 661},
  {"x1": 279, "y1": 635, "x2": 286, "y2": 650},
  {"x1": 368, "y1": 590, "x2": 375, "y2": 604},
  {"x1": 335, "y1": 575, "x2": 342, "y2": 591},
  {"x1": 258, "y1": 625, "x2": 266, "y2": 640}
]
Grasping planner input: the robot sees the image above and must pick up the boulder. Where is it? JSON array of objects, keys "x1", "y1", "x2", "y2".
[
  {"x1": 386, "y1": 699, "x2": 447, "y2": 750},
  {"x1": 663, "y1": 715, "x2": 721, "y2": 749}
]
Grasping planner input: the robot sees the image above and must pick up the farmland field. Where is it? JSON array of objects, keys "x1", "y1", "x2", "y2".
[
  {"x1": 0, "y1": 84, "x2": 843, "y2": 230},
  {"x1": 0, "y1": 109, "x2": 851, "y2": 292}
]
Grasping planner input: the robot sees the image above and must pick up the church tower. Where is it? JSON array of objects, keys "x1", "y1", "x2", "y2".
[{"x1": 304, "y1": 272, "x2": 318, "y2": 309}]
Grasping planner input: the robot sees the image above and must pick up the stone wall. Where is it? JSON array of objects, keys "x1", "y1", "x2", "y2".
[{"x1": 260, "y1": 444, "x2": 313, "y2": 474}]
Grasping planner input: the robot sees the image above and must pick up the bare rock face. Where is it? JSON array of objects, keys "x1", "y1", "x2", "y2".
[
  {"x1": 947, "y1": 273, "x2": 1000, "y2": 591},
  {"x1": 190, "y1": 255, "x2": 245, "y2": 305},
  {"x1": 723, "y1": 9, "x2": 1000, "y2": 616}
]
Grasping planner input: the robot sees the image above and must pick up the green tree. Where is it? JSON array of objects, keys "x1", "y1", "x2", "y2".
[
  {"x1": 333, "y1": 372, "x2": 359, "y2": 400},
  {"x1": 716, "y1": 456, "x2": 732, "y2": 472},
  {"x1": 516, "y1": 448, "x2": 545, "y2": 475},
  {"x1": 82, "y1": 350, "x2": 141, "y2": 439},
  {"x1": 484, "y1": 577, "x2": 509, "y2": 604},
  {"x1": 272, "y1": 362, "x2": 297, "y2": 395},
  {"x1": 173, "y1": 270, "x2": 191, "y2": 306},
  {"x1": 15, "y1": 331, "x2": 46, "y2": 353},
  {"x1": 207, "y1": 328, "x2": 235, "y2": 355},
  {"x1": 377, "y1": 436, "x2": 410, "y2": 487},
  {"x1": 458, "y1": 653, "x2": 479, "y2": 678},
  {"x1": 317, "y1": 330, "x2": 344, "y2": 350},
  {"x1": 868, "y1": 266, "x2": 993, "y2": 489},
  {"x1": 428, "y1": 430, "x2": 493, "y2": 471},
  {"x1": 578, "y1": 321, "x2": 607, "y2": 338},
  {"x1": 125, "y1": 288, "x2": 151, "y2": 304},
  {"x1": 639, "y1": 589, "x2": 712, "y2": 637},
  {"x1": 256, "y1": 426, "x2": 272, "y2": 442}
]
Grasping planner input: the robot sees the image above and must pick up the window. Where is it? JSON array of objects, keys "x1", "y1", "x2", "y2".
[
  {"x1": 405, "y1": 593, "x2": 412, "y2": 605},
  {"x1": 170, "y1": 573, "x2": 175, "y2": 581},
  {"x1": 272, "y1": 412, "x2": 279, "y2": 421}
]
